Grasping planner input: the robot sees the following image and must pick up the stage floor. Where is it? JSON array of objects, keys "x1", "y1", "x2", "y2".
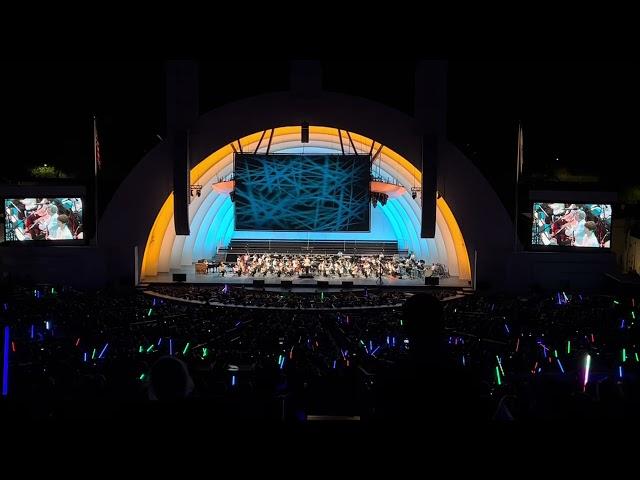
[{"x1": 142, "y1": 268, "x2": 470, "y2": 290}]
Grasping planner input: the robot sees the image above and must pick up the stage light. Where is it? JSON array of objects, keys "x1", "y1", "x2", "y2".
[
  {"x1": 411, "y1": 191, "x2": 417, "y2": 199},
  {"x1": 189, "y1": 185, "x2": 203, "y2": 197}
]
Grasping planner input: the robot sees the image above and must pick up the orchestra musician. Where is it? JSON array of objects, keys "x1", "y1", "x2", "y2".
[
  {"x1": 550, "y1": 209, "x2": 578, "y2": 246},
  {"x1": 576, "y1": 221, "x2": 600, "y2": 248}
]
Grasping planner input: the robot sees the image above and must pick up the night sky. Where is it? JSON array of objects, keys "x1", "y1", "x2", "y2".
[{"x1": 2, "y1": 60, "x2": 638, "y2": 214}]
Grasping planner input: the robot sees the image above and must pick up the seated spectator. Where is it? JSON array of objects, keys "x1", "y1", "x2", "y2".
[{"x1": 148, "y1": 356, "x2": 195, "y2": 401}]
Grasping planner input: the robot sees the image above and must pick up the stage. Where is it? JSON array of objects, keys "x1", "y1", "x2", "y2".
[{"x1": 142, "y1": 267, "x2": 470, "y2": 290}]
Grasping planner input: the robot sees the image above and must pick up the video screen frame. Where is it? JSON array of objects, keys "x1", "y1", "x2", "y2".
[
  {"x1": 531, "y1": 201, "x2": 612, "y2": 251},
  {"x1": 3, "y1": 197, "x2": 86, "y2": 245},
  {"x1": 233, "y1": 153, "x2": 371, "y2": 232}
]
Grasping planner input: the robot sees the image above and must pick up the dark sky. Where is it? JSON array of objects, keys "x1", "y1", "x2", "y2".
[{"x1": 2, "y1": 60, "x2": 638, "y2": 213}]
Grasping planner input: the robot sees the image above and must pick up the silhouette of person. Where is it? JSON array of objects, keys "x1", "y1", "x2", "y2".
[
  {"x1": 374, "y1": 293, "x2": 486, "y2": 425},
  {"x1": 148, "y1": 356, "x2": 194, "y2": 401}
]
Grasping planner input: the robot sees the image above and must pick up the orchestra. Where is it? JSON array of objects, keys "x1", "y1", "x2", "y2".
[{"x1": 196, "y1": 252, "x2": 448, "y2": 281}]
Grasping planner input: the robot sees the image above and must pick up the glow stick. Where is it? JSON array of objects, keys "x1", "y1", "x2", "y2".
[
  {"x1": 496, "y1": 356, "x2": 505, "y2": 377},
  {"x1": 583, "y1": 354, "x2": 591, "y2": 391},
  {"x1": 2, "y1": 326, "x2": 9, "y2": 396}
]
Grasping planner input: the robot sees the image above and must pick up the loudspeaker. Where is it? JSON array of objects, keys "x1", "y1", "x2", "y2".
[
  {"x1": 253, "y1": 279, "x2": 265, "y2": 287},
  {"x1": 341, "y1": 281, "x2": 354, "y2": 287},
  {"x1": 424, "y1": 276, "x2": 440, "y2": 286},
  {"x1": 172, "y1": 130, "x2": 190, "y2": 236},
  {"x1": 420, "y1": 134, "x2": 437, "y2": 238},
  {"x1": 301, "y1": 122, "x2": 309, "y2": 143},
  {"x1": 173, "y1": 273, "x2": 187, "y2": 282},
  {"x1": 281, "y1": 280, "x2": 293, "y2": 288},
  {"x1": 317, "y1": 280, "x2": 329, "y2": 288}
]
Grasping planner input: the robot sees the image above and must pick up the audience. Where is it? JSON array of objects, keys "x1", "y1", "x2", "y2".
[{"x1": 0, "y1": 283, "x2": 637, "y2": 423}]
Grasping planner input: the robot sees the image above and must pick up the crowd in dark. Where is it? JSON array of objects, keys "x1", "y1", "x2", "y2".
[
  {"x1": 0, "y1": 283, "x2": 638, "y2": 425},
  {"x1": 145, "y1": 284, "x2": 454, "y2": 308}
]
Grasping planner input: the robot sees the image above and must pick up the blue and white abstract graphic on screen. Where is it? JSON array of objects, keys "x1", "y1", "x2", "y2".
[{"x1": 234, "y1": 154, "x2": 370, "y2": 231}]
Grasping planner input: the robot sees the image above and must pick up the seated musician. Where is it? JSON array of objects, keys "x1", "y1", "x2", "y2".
[
  {"x1": 576, "y1": 221, "x2": 599, "y2": 248},
  {"x1": 52, "y1": 214, "x2": 73, "y2": 240},
  {"x1": 551, "y1": 210, "x2": 577, "y2": 246}
]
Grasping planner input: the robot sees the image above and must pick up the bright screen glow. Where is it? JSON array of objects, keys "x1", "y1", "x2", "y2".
[
  {"x1": 4, "y1": 198, "x2": 84, "y2": 241},
  {"x1": 532, "y1": 202, "x2": 612, "y2": 249},
  {"x1": 234, "y1": 154, "x2": 370, "y2": 231}
]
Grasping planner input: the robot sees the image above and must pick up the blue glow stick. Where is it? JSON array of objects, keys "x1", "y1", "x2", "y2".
[{"x1": 98, "y1": 343, "x2": 109, "y2": 359}]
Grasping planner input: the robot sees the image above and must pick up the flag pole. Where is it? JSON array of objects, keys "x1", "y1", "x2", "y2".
[
  {"x1": 514, "y1": 121, "x2": 522, "y2": 252},
  {"x1": 93, "y1": 115, "x2": 99, "y2": 246}
]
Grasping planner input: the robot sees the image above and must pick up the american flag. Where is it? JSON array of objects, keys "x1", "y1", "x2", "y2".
[{"x1": 94, "y1": 116, "x2": 102, "y2": 172}]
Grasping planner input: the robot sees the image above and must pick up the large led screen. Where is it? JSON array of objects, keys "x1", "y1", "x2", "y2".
[
  {"x1": 234, "y1": 154, "x2": 370, "y2": 231},
  {"x1": 532, "y1": 202, "x2": 612, "y2": 249},
  {"x1": 4, "y1": 197, "x2": 84, "y2": 242}
]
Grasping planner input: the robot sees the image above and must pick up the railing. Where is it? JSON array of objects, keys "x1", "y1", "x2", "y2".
[{"x1": 219, "y1": 240, "x2": 407, "y2": 256}]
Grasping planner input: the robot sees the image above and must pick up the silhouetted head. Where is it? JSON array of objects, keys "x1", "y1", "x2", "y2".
[
  {"x1": 149, "y1": 356, "x2": 194, "y2": 401},
  {"x1": 403, "y1": 293, "x2": 444, "y2": 357}
]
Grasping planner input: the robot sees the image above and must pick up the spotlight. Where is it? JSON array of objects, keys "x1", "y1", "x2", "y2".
[{"x1": 411, "y1": 191, "x2": 417, "y2": 199}]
